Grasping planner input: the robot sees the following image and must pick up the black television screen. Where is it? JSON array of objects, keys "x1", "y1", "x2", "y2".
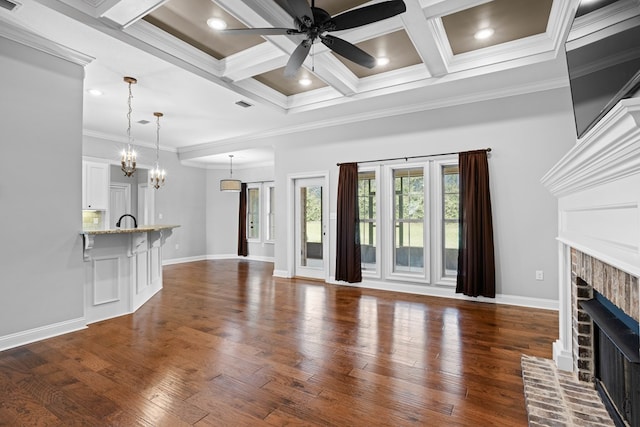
[{"x1": 565, "y1": 7, "x2": 640, "y2": 139}]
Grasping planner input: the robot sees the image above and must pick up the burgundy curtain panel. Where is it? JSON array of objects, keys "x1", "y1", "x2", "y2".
[
  {"x1": 456, "y1": 150, "x2": 496, "y2": 298},
  {"x1": 335, "y1": 162, "x2": 362, "y2": 283},
  {"x1": 238, "y1": 182, "x2": 248, "y2": 257}
]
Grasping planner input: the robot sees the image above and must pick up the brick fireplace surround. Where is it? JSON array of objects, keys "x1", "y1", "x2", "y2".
[{"x1": 571, "y1": 249, "x2": 639, "y2": 383}]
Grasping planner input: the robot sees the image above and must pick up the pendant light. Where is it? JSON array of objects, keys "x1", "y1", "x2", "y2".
[
  {"x1": 220, "y1": 154, "x2": 241, "y2": 192},
  {"x1": 121, "y1": 76, "x2": 137, "y2": 177},
  {"x1": 149, "y1": 112, "x2": 166, "y2": 189}
]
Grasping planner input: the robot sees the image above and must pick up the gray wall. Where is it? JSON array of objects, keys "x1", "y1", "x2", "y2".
[
  {"x1": 0, "y1": 36, "x2": 85, "y2": 337},
  {"x1": 206, "y1": 164, "x2": 275, "y2": 259},
  {"x1": 267, "y1": 88, "x2": 576, "y2": 301},
  {"x1": 83, "y1": 136, "x2": 207, "y2": 261}
]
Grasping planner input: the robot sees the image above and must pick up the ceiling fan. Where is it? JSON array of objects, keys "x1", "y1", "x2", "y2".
[{"x1": 220, "y1": 0, "x2": 407, "y2": 77}]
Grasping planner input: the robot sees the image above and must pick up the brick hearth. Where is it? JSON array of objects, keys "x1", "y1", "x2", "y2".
[{"x1": 521, "y1": 355, "x2": 614, "y2": 426}]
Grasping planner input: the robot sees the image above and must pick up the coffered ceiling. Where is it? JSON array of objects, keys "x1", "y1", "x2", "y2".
[
  {"x1": 3, "y1": 0, "x2": 627, "y2": 166},
  {"x1": 134, "y1": 0, "x2": 564, "y2": 107}
]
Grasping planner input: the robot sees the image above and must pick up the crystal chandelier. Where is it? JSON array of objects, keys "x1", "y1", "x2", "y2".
[
  {"x1": 150, "y1": 112, "x2": 166, "y2": 189},
  {"x1": 121, "y1": 76, "x2": 137, "y2": 177}
]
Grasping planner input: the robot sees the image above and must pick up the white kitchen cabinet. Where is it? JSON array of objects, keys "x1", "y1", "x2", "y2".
[{"x1": 82, "y1": 160, "x2": 109, "y2": 210}]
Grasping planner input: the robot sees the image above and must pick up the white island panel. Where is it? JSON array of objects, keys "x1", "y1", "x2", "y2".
[{"x1": 81, "y1": 226, "x2": 178, "y2": 324}]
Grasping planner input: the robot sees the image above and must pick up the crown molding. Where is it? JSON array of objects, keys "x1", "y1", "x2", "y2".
[
  {"x1": 0, "y1": 14, "x2": 93, "y2": 66},
  {"x1": 541, "y1": 98, "x2": 640, "y2": 197},
  {"x1": 83, "y1": 129, "x2": 177, "y2": 152},
  {"x1": 179, "y1": 73, "x2": 567, "y2": 161}
]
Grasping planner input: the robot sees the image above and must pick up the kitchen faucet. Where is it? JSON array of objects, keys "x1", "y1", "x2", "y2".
[{"x1": 116, "y1": 214, "x2": 137, "y2": 228}]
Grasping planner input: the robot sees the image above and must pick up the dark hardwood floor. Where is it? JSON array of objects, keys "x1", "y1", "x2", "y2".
[{"x1": 0, "y1": 260, "x2": 557, "y2": 426}]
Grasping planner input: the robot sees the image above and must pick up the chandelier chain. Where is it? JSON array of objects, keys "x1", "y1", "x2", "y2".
[
  {"x1": 127, "y1": 81, "x2": 133, "y2": 145},
  {"x1": 155, "y1": 114, "x2": 160, "y2": 164},
  {"x1": 121, "y1": 76, "x2": 137, "y2": 177}
]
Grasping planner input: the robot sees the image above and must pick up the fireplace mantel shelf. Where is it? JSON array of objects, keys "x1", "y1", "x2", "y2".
[{"x1": 541, "y1": 98, "x2": 640, "y2": 197}]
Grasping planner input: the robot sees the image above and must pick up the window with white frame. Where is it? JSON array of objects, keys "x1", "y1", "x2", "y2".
[
  {"x1": 265, "y1": 183, "x2": 275, "y2": 242},
  {"x1": 442, "y1": 164, "x2": 459, "y2": 277},
  {"x1": 358, "y1": 170, "x2": 377, "y2": 272},
  {"x1": 392, "y1": 167, "x2": 426, "y2": 275},
  {"x1": 357, "y1": 159, "x2": 459, "y2": 285},
  {"x1": 247, "y1": 186, "x2": 260, "y2": 240}
]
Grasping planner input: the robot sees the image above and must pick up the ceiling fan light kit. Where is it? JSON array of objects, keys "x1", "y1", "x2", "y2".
[{"x1": 220, "y1": 0, "x2": 407, "y2": 77}]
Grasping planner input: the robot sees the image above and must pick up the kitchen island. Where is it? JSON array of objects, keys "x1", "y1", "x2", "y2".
[{"x1": 80, "y1": 225, "x2": 179, "y2": 324}]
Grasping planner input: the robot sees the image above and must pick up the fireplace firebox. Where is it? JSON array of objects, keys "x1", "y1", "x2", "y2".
[{"x1": 581, "y1": 292, "x2": 640, "y2": 427}]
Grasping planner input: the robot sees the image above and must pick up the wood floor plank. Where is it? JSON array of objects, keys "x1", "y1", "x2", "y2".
[{"x1": 0, "y1": 259, "x2": 558, "y2": 425}]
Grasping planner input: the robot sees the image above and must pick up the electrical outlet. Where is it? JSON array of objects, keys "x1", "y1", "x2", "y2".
[
  {"x1": 535, "y1": 270, "x2": 544, "y2": 281},
  {"x1": 175, "y1": 244, "x2": 179, "y2": 250},
  {"x1": 158, "y1": 213, "x2": 163, "y2": 220}
]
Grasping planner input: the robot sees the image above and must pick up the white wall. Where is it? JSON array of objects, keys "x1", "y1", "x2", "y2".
[
  {"x1": 262, "y1": 88, "x2": 576, "y2": 303},
  {"x1": 0, "y1": 36, "x2": 85, "y2": 341},
  {"x1": 83, "y1": 136, "x2": 207, "y2": 262},
  {"x1": 206, "y1": 164, "x2": 275, "y2": 260}
]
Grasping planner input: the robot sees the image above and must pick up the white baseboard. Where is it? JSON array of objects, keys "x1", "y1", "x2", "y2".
[
  {"x1": 163, "y1": 255, "x2": 207, "y2": 266},
  {"x1": 553, "y1": 340, "x2": 575, "y2": 372},
  {"x1": 206, "y1": 254, "x2": 275, "y2": 263},
  {"x1": 273, "y1": 269, "x2": 292, "y2": 278},
  {"x1": 0, "y1": 317, "x2": 87, "y2": 352},
  {"x1": 327, "y1": 277, "x2": 558, "y2": 311}
]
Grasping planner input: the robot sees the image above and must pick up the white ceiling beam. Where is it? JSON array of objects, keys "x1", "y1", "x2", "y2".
[
  {"x1": 99, "y1": 0, "x2": 167, "y2": 28},
  {"x1": 308, "y1": 53, "x2": 359, "y2": 96},
  {"x1": 402, "y1": 0, "x2": 448, "y2": 77},
  {"x1": 420, "y1": 0, "x2": 493, "y2": 19},
  {"x1": 222, "y1": 43, "x2": 288, "y2": 82}
]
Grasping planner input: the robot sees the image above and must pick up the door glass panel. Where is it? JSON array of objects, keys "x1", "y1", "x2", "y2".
[
  {"x1": 300, "y1": 185, "x2": 323, "y2": 268},
  {"x1": 443, "y1": 165, "x2": 460, "y2": 276},
  {"x1": 358, "y1": 170, "x2": 377, "y2": 270},
  {"x1": 393, "y1": 168, "x2": 425, "y2": 273}
]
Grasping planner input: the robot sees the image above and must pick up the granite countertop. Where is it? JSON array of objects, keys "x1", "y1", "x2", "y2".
[{"x1": 81, "y1": 225, "x2": 180, "y2": 235}]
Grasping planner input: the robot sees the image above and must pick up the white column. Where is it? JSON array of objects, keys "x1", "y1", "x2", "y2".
[{"x1": 553, "y1": 241, "x2": 574, "y2": 371}]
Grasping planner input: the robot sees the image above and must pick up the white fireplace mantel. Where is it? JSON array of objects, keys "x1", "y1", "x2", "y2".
[
  {"x1": 541, "y1": 97, "x2": 640, "y2": 278},
  {"x1": 541, "y1": 97, "x2": 640, "y2": 372}
]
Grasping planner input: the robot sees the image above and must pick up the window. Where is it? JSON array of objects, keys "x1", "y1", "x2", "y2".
[
  {"x1": 357, "y1": 159, "x2": 459, "y2": 285},
  {"x1": 265, "y1": 184, "x2": 275, "y2": 242},
  {"x1": 358, "y1": 170, "x2": 377, "y2": 272},
  {"x1": 393, "y1": 167, "x2": 425, "y2": 274},
  {"x1": 247, "y1": 186, "x2": 260, "y2": 240},
  {"x1": 442, "y1": 165, "x2": 459, "y2": 276}
]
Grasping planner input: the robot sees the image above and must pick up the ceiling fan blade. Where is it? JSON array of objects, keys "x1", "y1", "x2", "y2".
[
  {"x1": 284, "y1": 40, "x2": 312, "y2": 77},
  {"x1": 321, "y1": 34, "x2": 376, "y2": 69},
  {"x1": 287, "y1": 0, "x2": 314, "y2": 24},
  {"x1": 221, "y1": 27, "x2": 298, "y2": 36},
  {"x1": 329, "y1": 0, "x2": 406, "y2": 31}
]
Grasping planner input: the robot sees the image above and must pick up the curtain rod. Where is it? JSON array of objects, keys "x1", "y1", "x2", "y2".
[
  {"x1": 243, "y1": 180, "x2": 273, "y2": 184},
  {"x1": 336, "y1": 148, "x2": 491, "y2": 167}
]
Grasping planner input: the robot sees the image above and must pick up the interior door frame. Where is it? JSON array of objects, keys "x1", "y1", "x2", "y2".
[
  {"x1": 287, "y1": 171, "x2": 329, "y2": 281},
  {"x1": 109, "y1": 183, "x2": 131, "y2": 229},
  {"x1": 138, "y1": 182, "x2": 155, "y2": 226}
]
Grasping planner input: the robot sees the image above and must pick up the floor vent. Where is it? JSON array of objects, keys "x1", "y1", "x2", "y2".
[{"x1": 0, "y1": 0, "x2": 20, "y2": 11}]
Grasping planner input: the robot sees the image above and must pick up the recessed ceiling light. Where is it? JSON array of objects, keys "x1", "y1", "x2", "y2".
[
  {"x1": 87, "y1": 89, "x2": 103, "y2": 96},
  {"x1": 376, "y1": 57, "x2": 390, "y2": 66},
  {"x1": 299, "y1": 78, "x2": 312, "y2": 86},
  {"x1": 207, "y1": 17, "x2": 227, "y2": 30},
  {"x1": 474, "y1": 28, "x2": 495, "y2": 40}
]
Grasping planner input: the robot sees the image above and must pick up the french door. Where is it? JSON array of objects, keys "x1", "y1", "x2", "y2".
[{"x1": 294, "y1": 177, "x2": 327, "y2": 280}]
